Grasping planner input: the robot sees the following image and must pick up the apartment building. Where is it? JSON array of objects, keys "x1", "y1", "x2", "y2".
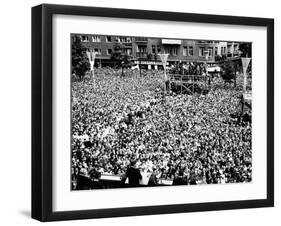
[{"x1": 73, "y1": 34, "x2": 240, "y2": 69}]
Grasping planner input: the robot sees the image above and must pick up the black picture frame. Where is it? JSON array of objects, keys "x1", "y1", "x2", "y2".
[{"x1": 32, "y1": 4, "x2": 274, "y2": 222}]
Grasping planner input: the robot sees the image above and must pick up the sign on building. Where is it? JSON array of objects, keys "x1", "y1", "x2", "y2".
[{"x1": 161, "y1": 39, "x2": 182, "y2": 45}]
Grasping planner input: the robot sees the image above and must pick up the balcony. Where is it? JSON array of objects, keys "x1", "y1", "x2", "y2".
[{"x1": 135, "y1": 37, "x2": 148, "y2": 43}]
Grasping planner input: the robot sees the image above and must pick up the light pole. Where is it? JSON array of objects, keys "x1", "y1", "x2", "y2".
[
  {"x1": 139, "y1": 55, "x2": 142, "y2": 77},
  {"x1": 86, "y1": 49, "x2": 96, "y2": 80},
  {"x1": 204, "y1": 50, "x2": 209, "y2": 74},
  {"x1": 241, "y1": 57, "x2": 251, "y2": 93},
  {"x1": 158, "y1": 53, "x2": 169, "y2": 92},
  {"x1": 240, "y1": 57, "x2": 251, "y2": 115},
  {"x1": 204, "y1": 50, "x2": 209, "y2": 89}
]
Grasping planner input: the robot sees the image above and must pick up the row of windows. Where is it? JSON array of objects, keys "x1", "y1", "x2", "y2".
[
  {"x1": 137, "y1": 45, "x2": 147, "y2": 53},
  {"x1": 85, "y1": 46, "x2": 227, "y2": 57},
  {"x1": 80, "y1": 36, "x2": 231, "y2": 57},
  {"x1": 86, "y1": 48, "x2": 110, "y2": 55},
  {"x1": 198, "y1": 46, "x2": 229, "y2": 56},
  {"x1": 115, "y1": 37, "x2": 132, "y2": 43},
  {"x1": 81, "y1": 35, "x2": 132, "y2": 43},
  {"x1": 165, "y1": 46, "x2": 213, "y2": 57},
  {"x1": 198, "y1": 47, "x2": 224, "y2": 57},
  {"x1": 183, "y1": 46, "x2": 194, "y2": 56},
  {"x1": 80, "y1": 36, "x2": 233, "y2": 56},
  {"x1": 152, "y1": 45, "x2": 161, "y2": 54},
  {"x1": 150, "y1": 46, "x2": 213, "y2": 57},
  {"x1": 81, "y1": 36, "x2": 101, "y2": 42},
  {"x1": 85, "y1": 48, "x2": 133, "y2": 56},
  {"x1": 221, "y1": 46, "x2": 227, "y2": 54},
  {"x1": 164, "y1": 46, "x2": 178, "y2": 56}
]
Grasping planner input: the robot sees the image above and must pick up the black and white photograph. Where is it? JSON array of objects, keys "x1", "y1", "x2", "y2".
[
  {"x1": 29, "y1": 2, "x2": 274, "y2": 221},
  {"x1": 71, "y1": 34, "x2": 252, "y2": 190}
]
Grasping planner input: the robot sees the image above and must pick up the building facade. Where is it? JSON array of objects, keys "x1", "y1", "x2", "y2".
[{"x1": 73, "y1": 34, "x2": 240, "y2": 69}]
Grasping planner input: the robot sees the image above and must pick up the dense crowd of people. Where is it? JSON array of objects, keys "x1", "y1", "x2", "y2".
[{"x1": 71, "y1": 67, "x2": 252, "y2": 190}]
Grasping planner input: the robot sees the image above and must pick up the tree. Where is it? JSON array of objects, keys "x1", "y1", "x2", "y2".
[
  {"x1": 111, "y1": 43, "x2": 134, "y2": 76},
  {"x1": 71, "y1": 36, "x2": 90, "y2": 80},
  {"x1": 221, "y1": 60, "x2": 238, "y2": 86},
  {"x1": 239, "y1": 43, "x2": 252, "y2": 57}
]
